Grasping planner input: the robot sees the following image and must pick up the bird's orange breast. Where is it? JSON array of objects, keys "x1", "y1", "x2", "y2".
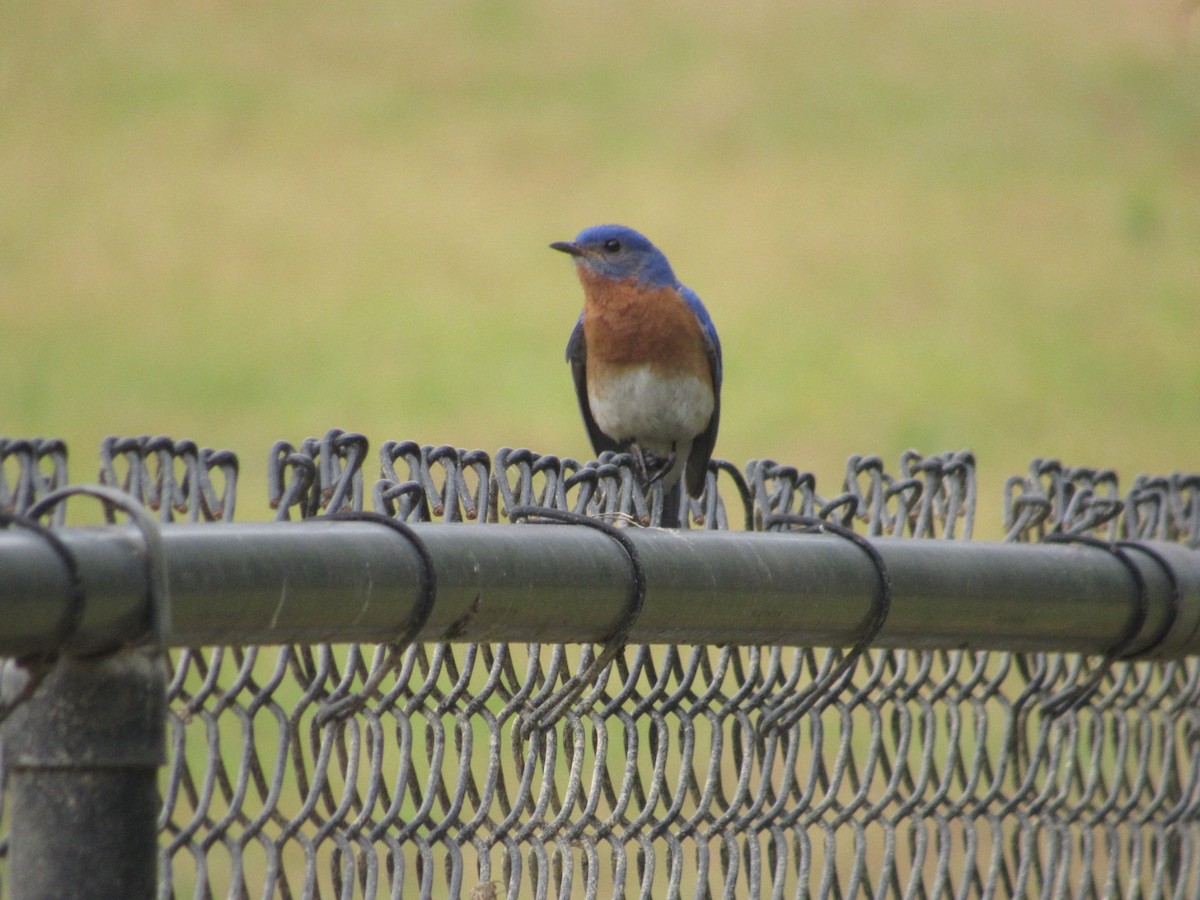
[{"x1": 578, "y1": 270, "x2": 712, "y2": 387}]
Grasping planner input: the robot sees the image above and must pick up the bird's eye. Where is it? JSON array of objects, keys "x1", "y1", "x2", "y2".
[{"x1": 603, "y1": 238, "x2": 622, "y2": 253}]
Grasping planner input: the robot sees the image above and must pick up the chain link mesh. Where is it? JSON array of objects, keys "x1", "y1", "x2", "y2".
[{"x1": 2, "y1": 430, "x2": 1200, "y2": 898}]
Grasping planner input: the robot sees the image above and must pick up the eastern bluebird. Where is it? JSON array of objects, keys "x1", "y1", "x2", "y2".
[{"x1": 551, "y1": 224, "x2": 722, "y2": 507}]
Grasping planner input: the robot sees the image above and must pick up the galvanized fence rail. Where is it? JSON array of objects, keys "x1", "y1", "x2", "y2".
[{"x1": 1, "y1": 431, "x2": 1199, "y2": 899}]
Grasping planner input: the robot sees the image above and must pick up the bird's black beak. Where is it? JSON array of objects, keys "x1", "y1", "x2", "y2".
[{"x1": 550, "y1": 240, "x2": 584, "y2": 257}]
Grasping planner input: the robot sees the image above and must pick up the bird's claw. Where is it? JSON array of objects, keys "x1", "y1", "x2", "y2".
[
  {"x1": 629, "y1": 443, "x2": 675, "y2": 488},
  {"x1": 644, "y1": 453, "x2": 676, "y2": 487}
]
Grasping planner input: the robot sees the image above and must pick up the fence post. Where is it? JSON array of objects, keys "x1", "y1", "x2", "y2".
[{"x1": 2, "y1": 648, "x2": 166, "y2": 900}]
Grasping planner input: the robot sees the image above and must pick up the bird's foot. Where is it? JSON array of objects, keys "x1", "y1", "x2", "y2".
[
  {"x1": 644, "y1": 452, "x2": 677, "y2": 487},
  {"x1": 628, "y1": 443, "x2": 651, "y2": 484},
  {"x1": 631, "y1": 443, "x2": 676, "y2": 488}
]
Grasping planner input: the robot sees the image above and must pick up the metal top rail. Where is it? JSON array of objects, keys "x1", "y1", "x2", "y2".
[{"x1": 1, "y1": 521, "x2": 1198, "y2": 658}]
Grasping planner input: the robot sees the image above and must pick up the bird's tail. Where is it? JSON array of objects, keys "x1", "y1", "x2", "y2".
[{"x1": 660, "y1": 481, "x2": 684, "y2": 529}]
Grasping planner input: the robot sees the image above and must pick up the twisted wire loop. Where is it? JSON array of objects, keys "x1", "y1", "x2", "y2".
[
  {"x1": 2, "y1": 435, "x2": 1200, "y2": 898},
  {"x1": 488, "y1": 447, "x2": 748, "y2": 529},
  {"x1": 685, "y1": 459, "x2": 754, "y2": 531},
  {"x1": 747, "y1": 450, "x2": 975, "y2": 540},
  {"x1": 0, "y1": 437, "x2": 70, "y2": 525},
  {"x1": 1125, "y1": 473, "x2": 1200, "y2": 547},
  {"x1": 269, "y1": 429, "x2": 368, "y2": 521},
  {"x1": 1003, "y1": 458, "x2": 1128, "y2": 543},
  {"x1": 99, "y1": 434, "x2": 239, "y2": 523},
  {"x1": 376, "y1": 441, "x2": 493, "y2": 524}
]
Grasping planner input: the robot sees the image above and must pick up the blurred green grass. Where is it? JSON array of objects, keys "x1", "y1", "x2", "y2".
[{"x1": 2, "y1": 0, "x2": 1198, "y2": 531}]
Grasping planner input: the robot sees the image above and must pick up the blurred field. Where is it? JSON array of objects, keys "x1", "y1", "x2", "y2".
[{"x1": 2, "y1": 0, "x2": 1198, "y2": 532}]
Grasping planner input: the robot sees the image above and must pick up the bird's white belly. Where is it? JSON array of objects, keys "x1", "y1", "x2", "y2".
[{"x1": 589, "y1": 365, "x2": 713, "y2": 454}]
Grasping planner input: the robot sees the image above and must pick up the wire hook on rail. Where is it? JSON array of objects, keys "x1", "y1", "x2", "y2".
[
  {"x1": 1038, "y1": 533, "x2": 1150, "y2": 716},
  {"x1": 507, "y1": 506, "x2": 647, "y2": 735},
  {"x1": 309, "y1": 510, "x2": 438, "y2": 724},
  {"x1": 758, "y1": 513, "x2": 894, "y2": 731}
]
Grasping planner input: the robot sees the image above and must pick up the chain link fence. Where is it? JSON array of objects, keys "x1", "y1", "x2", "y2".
[{"x1": 2, "y1": 431, "x2": 1200, "y2": 898}]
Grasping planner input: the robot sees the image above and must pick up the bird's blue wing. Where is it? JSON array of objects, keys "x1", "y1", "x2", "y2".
[
  {"x1": 680, "y1": 286, "x2": 722, "y2": 497},
  {"x1": 566, "y1": 314, "x2": 622, "y2": 456},
  {"x1": 681, "y1": 287, "x2": 722, "y2": 386}
]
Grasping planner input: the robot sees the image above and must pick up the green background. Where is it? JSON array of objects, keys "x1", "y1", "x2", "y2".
[{"x1": 3, "y1": 1, "x2": 1198, "y2": 532}]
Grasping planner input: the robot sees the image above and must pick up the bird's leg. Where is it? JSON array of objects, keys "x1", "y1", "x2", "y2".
[
  {"x1": 628, "y1": 442, "x2": 651, "y2": 484},
  {"x1": 644, "y1": 443, "x2": 678, "y2": 487},
  {"x1": 628, "y1": 442, "x2": 678, "y2": 488}
]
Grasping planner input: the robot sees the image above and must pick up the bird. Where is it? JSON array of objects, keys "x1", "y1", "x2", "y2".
[{"x1": 551, "y1": 224, "x2": 722, "y2": 517}]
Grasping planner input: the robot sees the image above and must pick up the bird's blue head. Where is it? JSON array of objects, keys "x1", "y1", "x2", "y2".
[{"x1": 550, "y1": 224, "x2": 677, "y2": 289}]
